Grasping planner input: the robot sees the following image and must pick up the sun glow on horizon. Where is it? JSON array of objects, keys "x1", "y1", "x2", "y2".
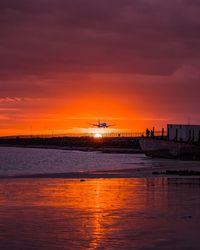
[{"x1": 93, "y1": 133, "x2": 103, "y2": 138}]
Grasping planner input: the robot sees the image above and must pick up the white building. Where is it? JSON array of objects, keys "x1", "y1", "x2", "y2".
[{"x1": 167, "y1": 124, "x2": 200, "y2": 142}]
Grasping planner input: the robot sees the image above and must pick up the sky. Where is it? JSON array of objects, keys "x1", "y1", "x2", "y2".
[{"x1": 0, "y1": 0, "x2": 200, "y2": 135}]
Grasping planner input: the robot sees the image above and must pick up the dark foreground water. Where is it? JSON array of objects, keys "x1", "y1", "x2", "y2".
[{"x1": 0, "y1": 178, "x2": 200, "y2": 250}]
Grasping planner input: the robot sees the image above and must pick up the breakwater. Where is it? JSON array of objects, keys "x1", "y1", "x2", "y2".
[{"x1": 0, "y1": 136, "x2": 141, "y2": 153}]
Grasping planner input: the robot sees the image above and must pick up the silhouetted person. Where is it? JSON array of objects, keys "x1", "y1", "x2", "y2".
[
  {"x1": 146, "y1": 128, "x2": 150, "y2": 137},
  {"x1": 162, "y1": 128, "x2": 164, "y2": 138}
]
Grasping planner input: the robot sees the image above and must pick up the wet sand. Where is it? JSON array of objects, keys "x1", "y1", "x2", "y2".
[
  {"x1": 1, "y1": 177, "x2": 200, "y2": 250},
  {"x1": 1, "y1": 159, "x2": 200, "y2": 179}
]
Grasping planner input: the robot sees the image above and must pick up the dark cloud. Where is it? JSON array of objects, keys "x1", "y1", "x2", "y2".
[{"x1": 0, "y1": 0, "x2": 200, "y2": 79}]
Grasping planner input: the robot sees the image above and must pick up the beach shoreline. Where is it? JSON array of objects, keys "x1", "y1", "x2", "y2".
[{"x1": 1, "y1": 162, "x2": 200, "y2": 179}]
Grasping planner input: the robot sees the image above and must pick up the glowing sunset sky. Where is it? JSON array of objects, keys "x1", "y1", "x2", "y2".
[{"x1": 0, "y1": 0, "x2": 200, "y2": 135}]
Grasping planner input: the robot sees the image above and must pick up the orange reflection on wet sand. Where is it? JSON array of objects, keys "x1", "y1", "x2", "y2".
[
  {"x1": 38, "y1": 179, "x2": 146, "y2": 250},
  {"x1": 0, "y1": 178, "x2": 200, "y2": 250}
]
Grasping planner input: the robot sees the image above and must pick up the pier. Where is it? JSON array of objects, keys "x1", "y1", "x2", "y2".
[{"x1": 0, "y1": 130, "x2": 167, "y2": 153}]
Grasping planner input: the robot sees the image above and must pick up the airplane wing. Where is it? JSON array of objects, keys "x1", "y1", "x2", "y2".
[{"x1": 89, "y1": 123, "x2": 99, "y2": 127}]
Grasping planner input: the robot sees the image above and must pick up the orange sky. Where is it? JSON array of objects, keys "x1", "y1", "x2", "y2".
[
  {"x1": 0, "y1": 71, "x2": 199, "y2": 136},
  {"x1": 0, "y1": 74, "x2": 184, "y2": 136}
]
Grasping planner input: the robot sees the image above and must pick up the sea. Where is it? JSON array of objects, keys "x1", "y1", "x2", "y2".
[
  {"x1": 0, "y1": 146, "x2": 199, "y2": 177},
  {"x1": 0, "y1": 147, "x2": 200, "y2": 250},
  {"x1": 0, "y1": 146, "x2": 146, "y2": 177}
]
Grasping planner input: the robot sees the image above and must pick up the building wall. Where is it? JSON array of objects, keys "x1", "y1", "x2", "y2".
[{"x1": 167, "y1": 124, "x2": 200, "y2": 142}]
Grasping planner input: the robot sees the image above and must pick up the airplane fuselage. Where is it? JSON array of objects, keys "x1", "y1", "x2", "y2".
[
  {"x1": 97, "y1": 123, "x2": 108, "y2": 128},
  {"x1": 91, "y1": 120, "x2": 111, "y2": 128}
]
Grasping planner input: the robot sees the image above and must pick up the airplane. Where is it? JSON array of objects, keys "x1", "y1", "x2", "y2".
[{"x1": 90, "y1": 120, "x2": 114, "y2": 128}]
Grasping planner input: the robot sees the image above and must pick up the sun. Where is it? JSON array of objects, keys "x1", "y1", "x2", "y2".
[{"x1": 93, "y1": 133, "x2": 103, "y2": 138}]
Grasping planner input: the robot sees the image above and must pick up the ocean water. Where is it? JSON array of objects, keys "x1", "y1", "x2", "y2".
[
  {"x1": 0, "y1": 178, "x2": 200, "y2": 250},
  {"x1": 0, "y1": 147, "x2": 146, "y2": 176},
  {"x1": 0, "y1": 146, "x2": 199, "y2": 177}
]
